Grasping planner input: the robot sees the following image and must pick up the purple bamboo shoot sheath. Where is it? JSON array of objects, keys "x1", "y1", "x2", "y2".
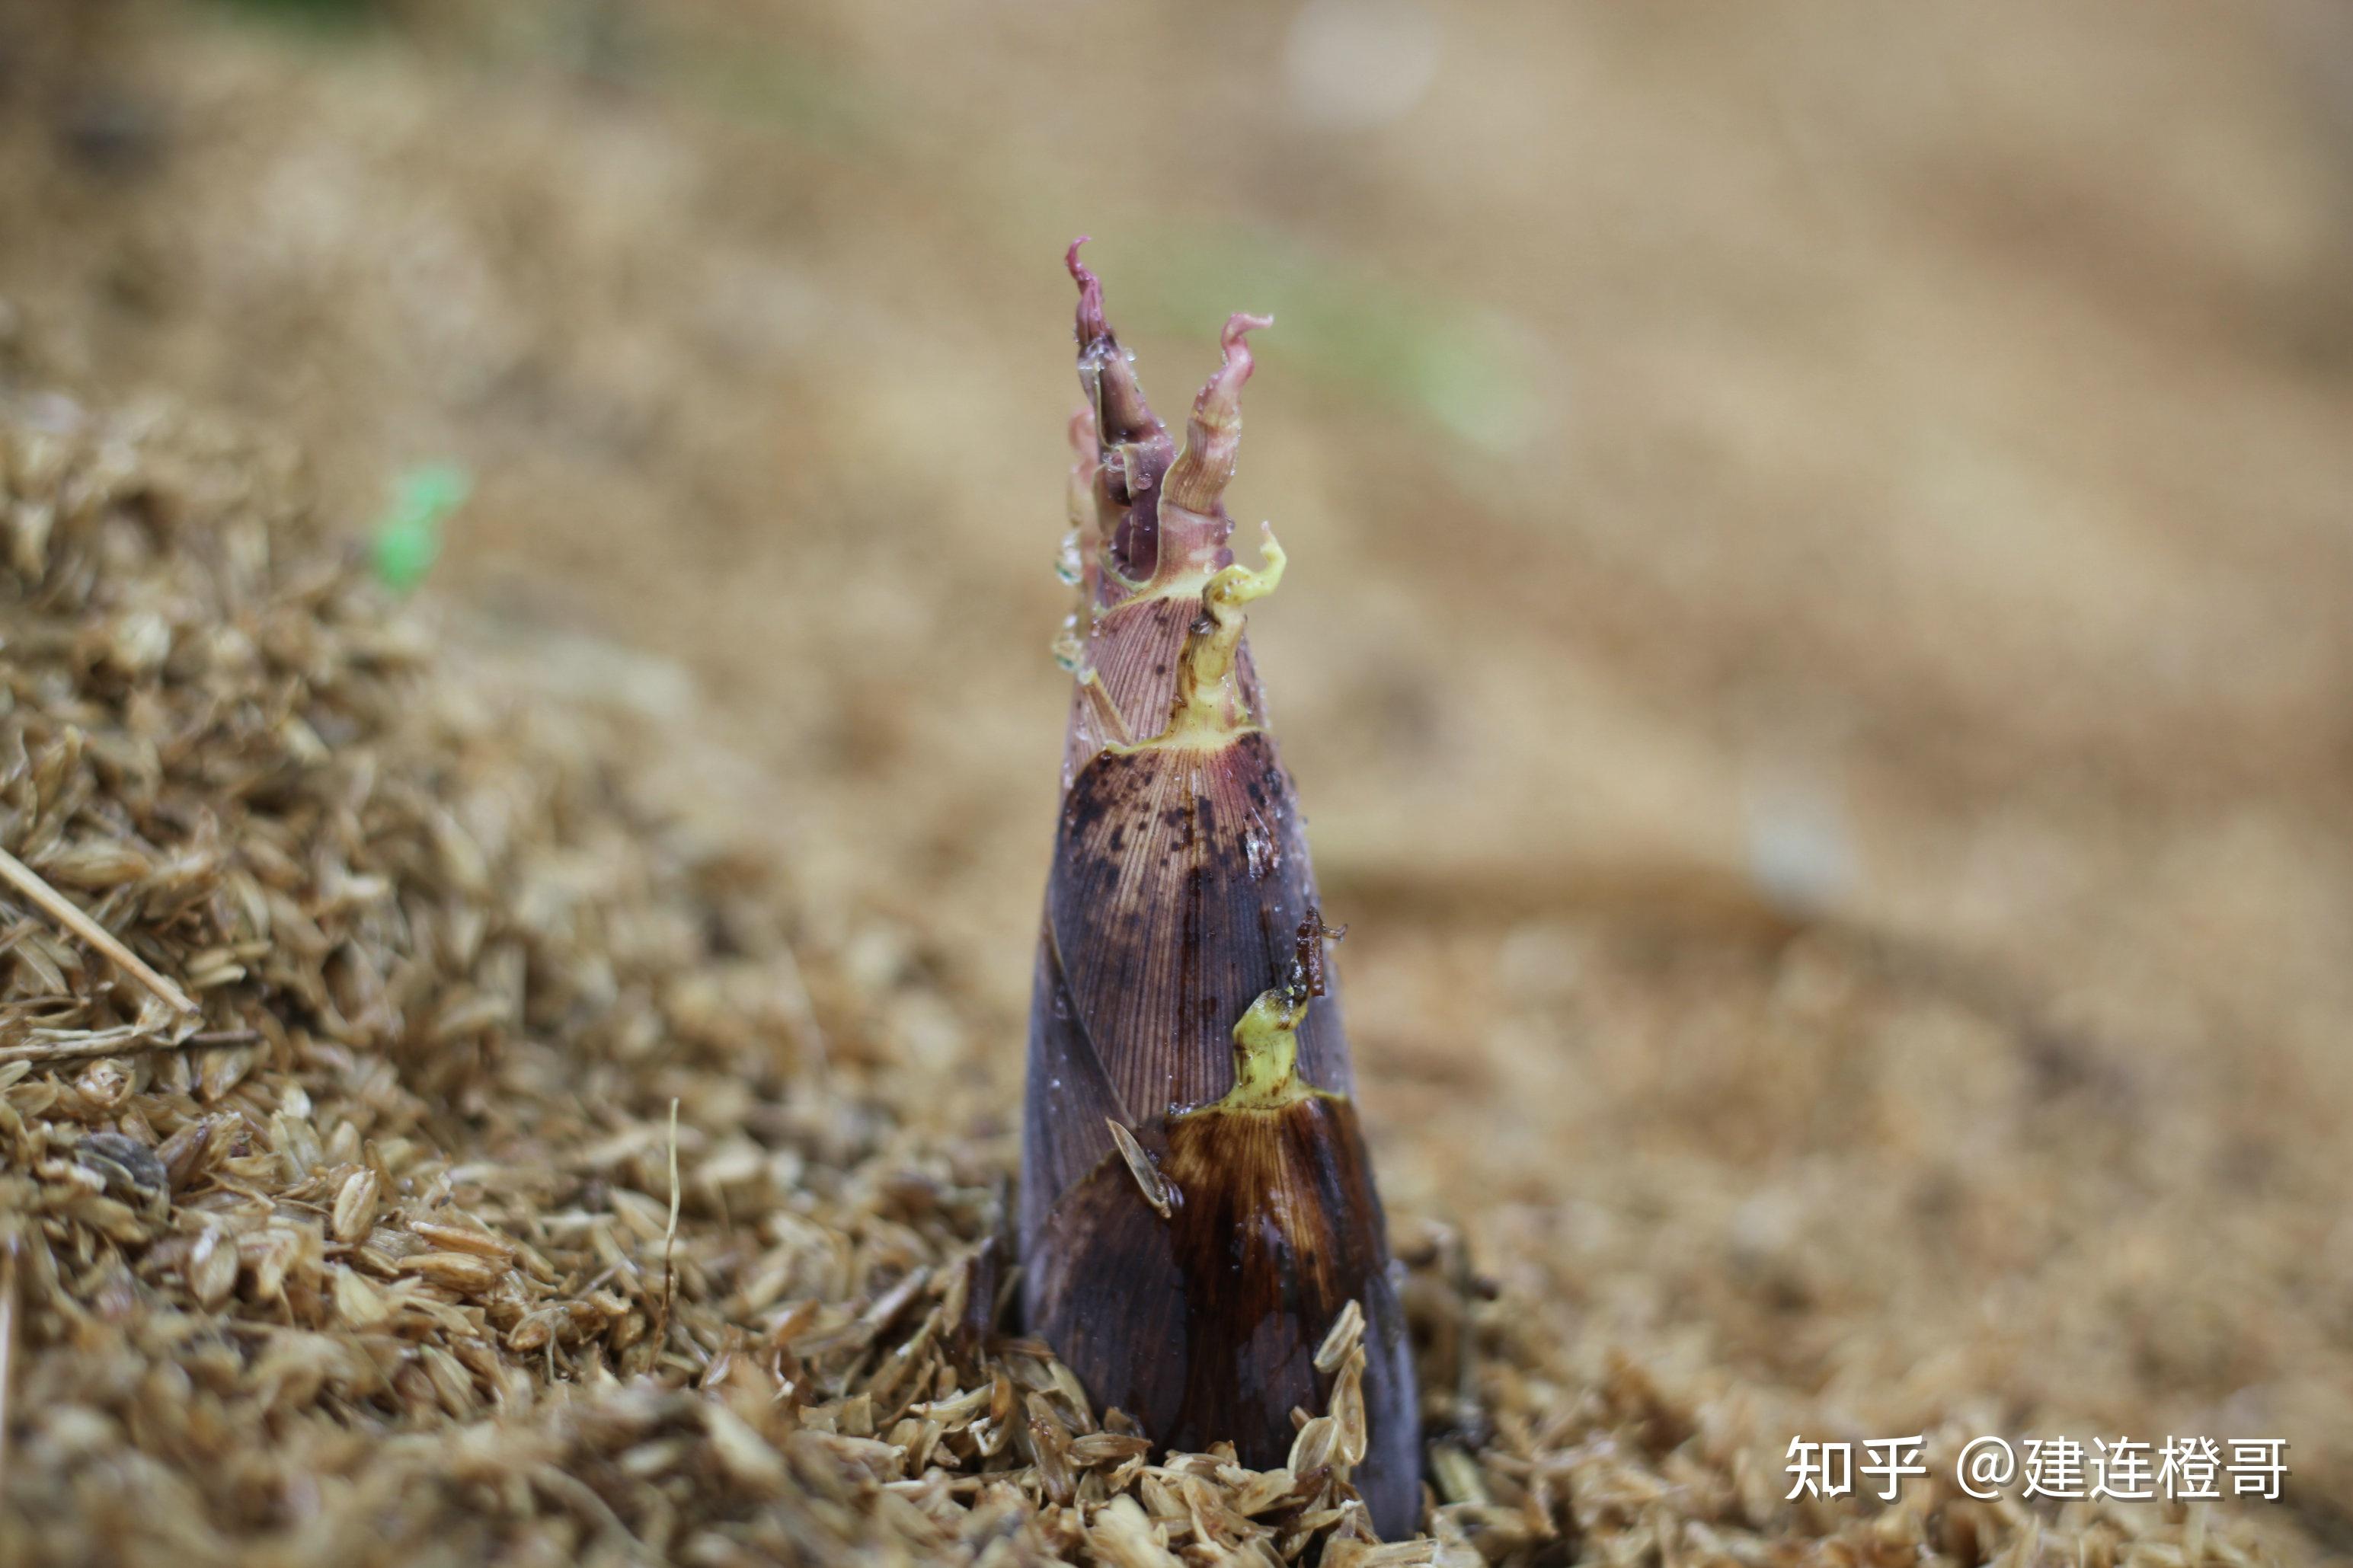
[{"x1": 1020, "y1": 241, "x2": 1420, "y2": 1539}]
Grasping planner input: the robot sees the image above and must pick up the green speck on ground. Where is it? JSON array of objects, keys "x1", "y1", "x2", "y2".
[{"x1": 371, "y1": 462, "x2": 470, "y2": 592}]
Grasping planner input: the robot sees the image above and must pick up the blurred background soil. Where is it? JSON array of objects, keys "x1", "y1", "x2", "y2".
[{"x1": 5, "y1": 0, "x2": 2351, "y2": 1554}]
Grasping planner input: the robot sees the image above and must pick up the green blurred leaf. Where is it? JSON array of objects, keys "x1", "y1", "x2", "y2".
[{"x1": 371, "y1": 462, "x2": 470, "y2": 593}]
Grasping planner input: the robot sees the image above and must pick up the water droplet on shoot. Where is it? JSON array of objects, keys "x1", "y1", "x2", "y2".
[{"x1": 1050, "y1": 613, "x2": 1085, "y2": 672}]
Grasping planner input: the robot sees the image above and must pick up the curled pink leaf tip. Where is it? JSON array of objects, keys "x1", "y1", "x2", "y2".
[
  {"x1": 1194, "y1": 311, "x2": 1274, "y2": 426},
  {"x1": 1067, "y1": 236, "x2": 1108, "y2": 343},
  {"x1": 1159, "y1": 311, "x2": 1274, "y2": 519},
  {"x1": 1223, "y1": 312, "x2": 1274, "y2": 357}
]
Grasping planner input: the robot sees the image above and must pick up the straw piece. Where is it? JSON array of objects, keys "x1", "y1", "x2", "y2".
[
  {"x1": 1105, "y1": 1117, "x2": 1174, "y2": 1219},
  {"x1": 0, "y1": 845, "x2": 200, "y2": 1017}
]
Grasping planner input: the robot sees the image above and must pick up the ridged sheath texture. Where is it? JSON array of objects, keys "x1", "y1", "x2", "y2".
[{"x1": 1020, "y1": 242, "x2": 1419, "y2": 1539}]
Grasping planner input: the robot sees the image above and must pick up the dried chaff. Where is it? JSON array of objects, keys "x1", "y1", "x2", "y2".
[{"x1": 0, "y1": 391, "x2": 2304, "y2": 1568}]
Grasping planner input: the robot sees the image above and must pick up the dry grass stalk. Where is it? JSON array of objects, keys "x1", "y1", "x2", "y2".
[
  {"x1": 0, "y1": 845, "x2": 199, "y2": 1018},
  {"x1": 0, "y1": 1026, "x2": 252, "y2": 1068}
]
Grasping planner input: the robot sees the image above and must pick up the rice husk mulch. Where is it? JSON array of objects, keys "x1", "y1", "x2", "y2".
[{"x1": 0, "y1": 389, "x2": 2300, "y2": 1566}]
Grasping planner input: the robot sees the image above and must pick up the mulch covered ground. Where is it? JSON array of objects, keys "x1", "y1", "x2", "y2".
[
  {"x1": 0, "y1": 380, "x2": 2310, "y2": 1568},
  {"x1": 3, "y1": 3, "x2": 2349, "y2": 1563}
]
